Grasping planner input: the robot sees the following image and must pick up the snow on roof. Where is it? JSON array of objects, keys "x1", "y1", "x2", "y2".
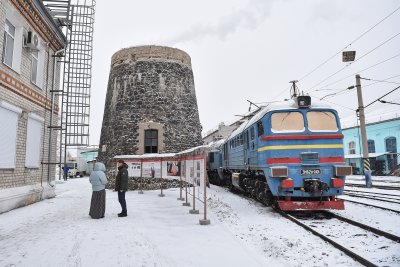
[
  {"x1": 228, "y1": 98, "x2": 333, "y2": 139},
  {"x1": 114, "y1": 153, "x2": 177, "y2": 159},
  {"x1": 176, "y1": 145, "x2": 208, "y2": 155},
  {"x1": 206, "y1": 139, "x2": 225, "y2": 151},
  {"x1": 345, "y1": 152, "x2": 388, "y2": 159},
  {"x1": 341, "y1": 107, "x2": 400, "y2": 129}
]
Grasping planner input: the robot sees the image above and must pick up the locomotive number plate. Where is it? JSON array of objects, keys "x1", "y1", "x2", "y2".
[{"x1": 301, "y1": 169, "x2": 321, "y2": 175}]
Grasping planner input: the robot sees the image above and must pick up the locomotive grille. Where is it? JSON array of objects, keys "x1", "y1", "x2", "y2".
[{"x1": 300, "y1": 152, "x2": 319, "y2": 164}]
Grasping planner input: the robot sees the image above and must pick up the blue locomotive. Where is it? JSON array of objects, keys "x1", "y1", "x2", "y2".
[{"x1": 206, "y1": 96, "x2": 352, "y2": 210}]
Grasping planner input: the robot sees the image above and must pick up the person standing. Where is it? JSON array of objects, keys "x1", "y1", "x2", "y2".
[
  {"x1": 89, "y1": 162, "x2": 108, "y2": 219},
  {"x1": 115, "y1": 159, "x2": 129, "y2": 217}
]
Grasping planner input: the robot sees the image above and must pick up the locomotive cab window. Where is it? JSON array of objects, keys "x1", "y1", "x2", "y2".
[
  {"x1": 307, "y1": 111, "x2": 338, "y2": 131},
  {"x1": 271, "y1": 112, "x2": 304, "y2": 132},
  {"x1": 257, "y1": 121, "x2": 264, "y2": 137}
]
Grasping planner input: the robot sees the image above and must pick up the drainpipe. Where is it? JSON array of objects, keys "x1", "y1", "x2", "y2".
[{"x1": 48, "y1": 48, "x2": 65, "y2": 188}]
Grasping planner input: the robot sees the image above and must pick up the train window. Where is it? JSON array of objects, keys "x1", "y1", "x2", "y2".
[
  {"x1": 271, "y1": 112, "x2": 304, "y2": 132},
  {"x1": 250, "y1": 127, "x2": 255, "y2": 140},
  {"x1": 257, "y1": 121, "x2": 264, "y2": 136},
  {"x1": 209, "y1": 152, "x2": 215, "y2": 163},
  {"x1": 240, "y1": 133, "x2": 243, "y2": 145},
  {"x1": 307, "y1": 111, "x2": 338, "y2": 131},
  {"x1": 245, "y1": 131, "x2": 249, "y2": 148}
]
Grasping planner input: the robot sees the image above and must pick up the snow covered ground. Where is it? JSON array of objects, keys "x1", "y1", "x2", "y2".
[
  {"x1": 0, "y1": 176, "x2": 399, "y2": 267},
  {"x1": 0, "y1": 178, "x2": 274, "y2": 267},
  {"x1": 346, "y1": 175, "x2": 400, "y2": 187}
]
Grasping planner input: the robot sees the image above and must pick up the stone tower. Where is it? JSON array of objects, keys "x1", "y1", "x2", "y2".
[{"x1": 97, "y1": 45, "x2": 203, "y2": 167}]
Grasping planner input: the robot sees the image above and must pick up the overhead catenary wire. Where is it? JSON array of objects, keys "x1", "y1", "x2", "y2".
[
  {"x1": 306, "y1": 31, "x2": 400, "y2": 93},
  {"x1": 317, "y1": 74, "x2": 400, "y2": 100},
  {"x1": 309, "y1": 94, "x2": 356, "y2": 111},
  {"x1": 364, "y1": 85, "x2": 400, "y2": 108},
  {"x1": 311, "y1": 52, "x2": 400, "y2": 92},
  {"x1": 361, "y1": 77, "x2": 400, "y2": 85},
  {"x1": 272, "y1": 5, "x2": 400, "y2": 101},
  {"x1": 298, "y1": 5, "x2": 400, "y2": 83}
]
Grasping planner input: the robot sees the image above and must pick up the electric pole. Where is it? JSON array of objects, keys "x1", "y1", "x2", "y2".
[{"x1": 355, "y1": 74, "x2": 372, "y2": 187}]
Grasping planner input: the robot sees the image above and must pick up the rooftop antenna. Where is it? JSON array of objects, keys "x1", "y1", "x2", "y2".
[{"x1": 290, "y1": 80, "x2": 299, "y2": 99}]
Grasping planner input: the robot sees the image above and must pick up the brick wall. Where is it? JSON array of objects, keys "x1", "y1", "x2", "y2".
[{"x1": 0, "y1": 0, "x2": 63, "y2": 211}]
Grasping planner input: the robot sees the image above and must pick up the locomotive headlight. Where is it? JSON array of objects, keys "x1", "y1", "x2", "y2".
[
  {"x1": 334, "y1": 166, "x2": 352, "y2": 176},
  {"x1": 270, "y1": 166, "x2": 288, "y2": 177},
  {"x1": 296, "y1": 96, "x2": 311, "y2": 108}
]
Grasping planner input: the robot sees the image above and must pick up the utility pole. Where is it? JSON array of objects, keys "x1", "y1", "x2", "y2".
[{"x1": 355, "y1": 74, "x2": 372, "y2": 188}]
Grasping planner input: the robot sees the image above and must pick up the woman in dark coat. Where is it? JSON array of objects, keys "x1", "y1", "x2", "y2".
[
  {"x1": 115, "y1": 159, "x2": 129, "y2": 217},
  {"x1": 89, "y1": 162, "x2": 108, "y2": 219}
]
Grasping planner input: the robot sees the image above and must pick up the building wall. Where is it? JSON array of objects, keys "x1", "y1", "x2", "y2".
[
  {"x1": 0, "y1": 0, "x2": 64, "y2": 213},
  {"x1": 343, "y1": 118, "x2": 400, "y2": 175}
]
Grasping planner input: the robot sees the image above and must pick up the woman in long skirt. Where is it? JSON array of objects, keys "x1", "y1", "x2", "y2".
[{"x1": 89, "y1": 162, "x2": 108, "y2": 219}]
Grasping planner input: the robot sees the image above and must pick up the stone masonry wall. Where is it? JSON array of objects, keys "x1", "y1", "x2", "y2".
[{"x1": 98, "y1": 46, "x2": 203, "y2": 169}]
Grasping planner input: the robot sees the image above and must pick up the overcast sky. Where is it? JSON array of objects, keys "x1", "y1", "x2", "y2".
[{"x1": 89, "y1": 0, "x2": 400, "y2": 146}]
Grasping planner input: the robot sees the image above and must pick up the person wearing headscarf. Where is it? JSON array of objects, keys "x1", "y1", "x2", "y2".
[{"x1": 89, "y1": 162, "x2": 108, "y2": 219}]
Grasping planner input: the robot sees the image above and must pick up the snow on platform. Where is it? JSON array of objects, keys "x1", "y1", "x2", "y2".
[
  {"x1": 2, "y1": 176, "x2": 399, "y2": 266},
  {"x1": 0, "y1": 178, "x2": 274, "y2": 267}
]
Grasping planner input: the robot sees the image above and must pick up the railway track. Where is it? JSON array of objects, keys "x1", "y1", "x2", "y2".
[
  {"x1": 346, "y1": 183, "x2": 400, "y2": 191},
  {"x1": 339, "y1": 197, "x2": 400, "y2": 214},
  {"x1": 278, "y1": 210, "x2": 400, "y2": 267},
  {"x1": 343, "y1": 192, "x2": 400, "y2": 204},
  {"x1": 225, "y1": 186, "x2": 400, "y2": 266},
  {"x1": 345, "y1": 189, "x2": 400, "y2": 198}
]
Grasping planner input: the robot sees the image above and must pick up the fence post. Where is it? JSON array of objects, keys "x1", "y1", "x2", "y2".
[
  {"x1": 158, "y1": 158, "x2": 165, "y2": 197},
  {"x1": 182, "y1": 156, "x2": 190, "y2": 206},
  {"x1": 138, "y1": 160, "x2": 144, "y2": 194},
  {"x1": 189, "y1": 154, "x2": 199, "y2": 214},
  {"x1": 200, "y1": 149, "x2": 210, "y2": 225},
  {"x1": 178, "y1": 155, "x2": 184, "y2": 201}
]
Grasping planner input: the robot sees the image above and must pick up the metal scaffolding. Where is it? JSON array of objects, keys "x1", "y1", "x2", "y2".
[{"x1": 42, "y1": 0, "x2": 96, "y2": 180}]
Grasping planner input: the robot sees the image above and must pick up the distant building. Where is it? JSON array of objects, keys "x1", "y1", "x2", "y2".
[
  {"x1": 202, "y1": 108, "x2": 262, "y2": 145},
  {"x1": 0, "y1": 0, "x2": 66, "y2": 213},
  {"x1": 80, "y1": 148, "x2": 98, "y2": 175},
  {"x1": 343, "y1": 117, "x2": 400, "y2": 176},
  {"x1": 202, "y1": 122, "x2": 238, "y2": 145}
]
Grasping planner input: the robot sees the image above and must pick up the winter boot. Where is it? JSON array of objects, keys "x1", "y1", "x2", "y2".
[{"x1": 118, "y1": 211, "x2": 127, "y2": 217}]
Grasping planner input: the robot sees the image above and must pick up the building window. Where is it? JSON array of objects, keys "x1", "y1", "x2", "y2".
[
  {"x1": 385, "y1": 137, "x2": 397, "y2": 153},
  {"x1": 144, "y1": 129, "x2": 158, "y2": 153},
  {"x1": 3, "y1": 19, "x2": 15, "y2": 67},
  {"x1": 0, "y1": 101, "x2": 22, "y2": 168},
  {"x1": 31, "y1": 51, "x2": 38, "y2": 85},
  {"x1": 25, "y1": 114, "x2": 44, "y2": 168},
  {"x1": 348, "y1": 141, "x2": 356, "y2": 155},
  {"x1": 368, "y1": 139, "x2": 375, "y2": 153}
]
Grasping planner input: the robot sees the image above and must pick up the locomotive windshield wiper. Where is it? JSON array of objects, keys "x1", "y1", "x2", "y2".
[{"x1": 279, "y1": 112, "x2": 292, "y2": 126}]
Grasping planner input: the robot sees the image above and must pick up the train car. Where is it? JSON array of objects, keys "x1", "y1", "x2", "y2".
[
  {"x1": 206, "y1": 139, "x2": 225, "y2": 185},
  {"x1": 221, "y1": 96, "x2": 352, "y2": 211}
]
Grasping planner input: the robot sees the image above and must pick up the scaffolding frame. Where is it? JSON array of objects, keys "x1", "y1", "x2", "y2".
[{"x1": 42, "y1": 0, "x2": 96, "y2": 180}]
